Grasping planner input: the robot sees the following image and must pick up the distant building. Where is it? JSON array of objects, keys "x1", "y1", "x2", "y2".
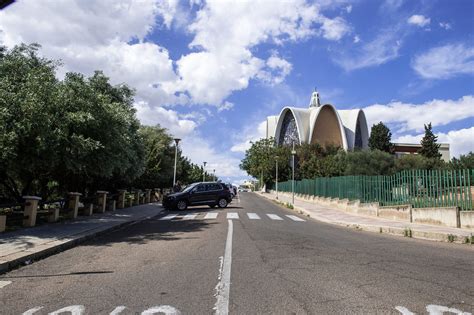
[
  {"x1": 393, "y1": 143, "x2": 450, "y2": 162},
  {"x1": 266, "y1": 90, "x2": 369, "y2": 150}
]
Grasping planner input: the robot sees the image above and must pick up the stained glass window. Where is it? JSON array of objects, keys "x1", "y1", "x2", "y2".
[{"x1": 278, "y1": 110, "x2": 299, "y2": 146}]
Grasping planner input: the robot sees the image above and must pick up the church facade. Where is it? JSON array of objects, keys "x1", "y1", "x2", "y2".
[{"x1": 266, "y1": 91, "x2": 369, "y2": 151}]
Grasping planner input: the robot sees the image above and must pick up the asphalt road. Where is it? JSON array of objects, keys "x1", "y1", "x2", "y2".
[{"x1": 1, "y1": 192, "x2": 473, "y2": 314}]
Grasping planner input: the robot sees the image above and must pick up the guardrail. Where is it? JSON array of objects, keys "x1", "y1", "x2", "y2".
[{"x1": 274, "y1": 169, "x2": 474, "y2": 210}]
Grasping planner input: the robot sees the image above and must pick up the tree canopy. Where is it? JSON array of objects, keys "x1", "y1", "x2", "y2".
[
  {"x1": 368, "y1": 122, "x2": 394, "y2": 153},
  {"x1": 419, "y1": 123, "x2": 441, "y2": 159}
]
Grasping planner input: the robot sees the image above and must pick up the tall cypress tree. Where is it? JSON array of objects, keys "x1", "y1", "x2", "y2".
[
  {"x1": 368, "y1": 122, "x2": 394, "y2": 153},
  {"x1": 419, "y1": 123, "x2": 441, "y2": 159}
]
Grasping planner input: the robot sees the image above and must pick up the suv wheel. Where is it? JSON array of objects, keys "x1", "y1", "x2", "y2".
[
  {"x1": 218, "y1": 198, "x2": 228, "y2": 208},
  {"x1": 176, "y1": 200, "x2": 187, "y2": 211}
]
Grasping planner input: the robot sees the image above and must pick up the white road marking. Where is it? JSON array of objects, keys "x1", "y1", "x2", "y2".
[
  {"x1": 267, "y1": 214, "x2": 283, "y2": 220},
  {"x1": 214, "y1": 220, "x2": 233, "y2": 315},
  {"x1": 226, "y1": 212, "x2": 239, "y2": 219},
  {"x1": 22, "y1": 307, "x2": 43, "y2": 315},
  {"x1": 0, "y1": 280, "x2": 12, "y2": 288},
  {"x1": 204, "y1": 212, "x2": 219, "y2": 219},
  {"x1": 426, "y1": 304, "x2": 471, "y2": 315},
  {"x1": 49, "y1": 305, "x2": 85, "y2": 315},
  {"x1": 395, "y1": 306, "x2": 415, "y2": 315},
  {"x1": 285, "y1": 215, "x2": 305, "y2": 222},
  {"x1": 141, "y1": 305, "x2": 181, "y2": 315},
  {"x1": 159, "y1": 214, "x2": 178, "y2": 220},
  {"x1": 181, "y1": 214, "x2": 197, "y2": 220},
  {"x1": 247, "y1": 213, "x2": 260, "y2": 220},
  {"x1": 110, "y1": 306, "x2": 127, "y2": 314}
]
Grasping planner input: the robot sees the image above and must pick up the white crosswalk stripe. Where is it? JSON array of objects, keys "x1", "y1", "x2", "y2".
[
  {"x1": 247, "y1": 213, "x2": 260, "y2": 220},
  {"x1": 285, "y1": 215, "x2": 306, "y2": 222},
  {"x1": 159, "y1": 214, "x2": 178, "y2": 220},
  {"x1": 182, "y1": 214, "x2": 197, "y2": 220},
  {"x1": 266, "y1": 214, "x2": 283, "y2": 220},
  {"x1": 227, "y1": 212, "x2": 239, "y2": 219},
  {"x1": 204, "y1": 212, "x2": 218, "y2": 219}
]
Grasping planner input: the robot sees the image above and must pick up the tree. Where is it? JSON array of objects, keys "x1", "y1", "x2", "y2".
[
  {"x1": 394, "y1": 154, "x2": 445, "y2": 172},
  {"x1": 368, "y1": 122, "x2": 394, "y2": 153},
  {"x1": 419, "y1": 123, "x2": 441, "y2": 159},
  {"x1": 345, "y1": 150, "x2": 395, "y2": 176},
  {"x1": 0, "y1": 44, "x2": 144, "y2": 200},
  {"x1": 449, "y1": 152, "x2": 474, "y2": 170}
]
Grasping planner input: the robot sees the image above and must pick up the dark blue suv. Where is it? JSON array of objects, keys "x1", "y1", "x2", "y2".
[{"x1": 163, "y1": 182, "x2": 232, "y2": 211}]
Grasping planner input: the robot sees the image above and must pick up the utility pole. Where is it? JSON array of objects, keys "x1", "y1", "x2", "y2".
[
  {"x1": 173, "y1": 138, "x2": 181, "y2": 186},
  {"x1": 275, "y1": 155, "x2": 279, "y2": 200},
  {"x1": 291, "y1": 141, "x2": 296, "y2": 205},
  {"x1": 203, "y1": 161, "x2": 207, "y2": 182}
]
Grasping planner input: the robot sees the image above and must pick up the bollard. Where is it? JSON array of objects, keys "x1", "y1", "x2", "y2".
[
  {"x1": 134, "y1": 190, "x2": 141, "y2": 206},
  {"x1": 145, "y1": 189, "x2": 151, "y2": 204},
  {"x1": 48, "y1": 208, "x2": 60, "y2": 223},
  {"x1": 0, "y1": 215, "x2": 6, "y2": 232},
  {"x1": 23, "y1": 196, "x2": 41, "y2": 227},
  {"x1": 96, "y1": 191, "x2": 108, "y2": 213},
  {"x1": 117, "y1": 190, "x2": 127, "y2": 209},
  {"x1": 68, "y1": 192, "x2": 82, "y2": 219}
]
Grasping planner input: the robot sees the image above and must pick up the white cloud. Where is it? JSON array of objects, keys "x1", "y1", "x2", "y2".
[
  {"x1": 395, "y1": 127, "x2": 474, "y2": 158},
  {"x1": 230, "y1": 121, "x2": 267, "y2": 153},
  {"x1": 319, "y1": 16, "x2": 351, "y2": 41},
  {"x1": 334, "y1": 28, "x2": 402, "y2": 71},
  {"x1": 345, "y1": 5, "x2": 352, "y2": 13},
  {"x1": 353, "y1": 35, "x2": 360, "y2": 43},
  {"x1": 180, "y1": 136, "x2": 246, "y2": 178},
  {"x1": 134, "y1": 101, "x2": 198, "y2": 139},
  {"x1": 439, "y1": 22, "x2": 452, "y2": 30},
  {"x1": 407, "y1": 15, "x2": 430, "y2": 27},
  {"x1": 363, "y1": 95, "x2": 474, "y2": 133},
  {"x1": 412, "y1": 43, "x2": 474, "y2": 79},
  {"x1": 257, "y1": 53, "x2": 293, "y2": 85}
]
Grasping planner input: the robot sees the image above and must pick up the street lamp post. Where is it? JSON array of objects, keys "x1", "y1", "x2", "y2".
[
  {"x1": 275, "y1": 155, "x2": 279, "y2": 200},
  {"x1": 173, "y1": 138, "x2": 181, "y2": 186},
  {"x1": 213, "y1": 169, "x2": 216, "y2": 181},
  {"x1": 203, "y1": 161, "x2": 207, "y2": 182},
  {"x1": 291, "y1": 141, "x2": 296, "y2": 205}
]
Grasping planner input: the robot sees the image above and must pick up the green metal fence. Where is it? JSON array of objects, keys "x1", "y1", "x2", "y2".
[{"x1": 274, "y1": 169, "x2": 474, "y2": 210}]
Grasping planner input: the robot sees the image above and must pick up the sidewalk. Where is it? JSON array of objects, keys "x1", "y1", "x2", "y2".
[
  {"x1": 0, "y1": 203, "x2": 164, "y2": 273},
  {"x1": 258, "y1": 192, "x2": 473, "y2": 244}
]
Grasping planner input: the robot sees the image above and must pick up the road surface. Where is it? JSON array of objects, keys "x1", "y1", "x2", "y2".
[{"x1": 1, "y1": 192, "x2": 473, "y2": 314}]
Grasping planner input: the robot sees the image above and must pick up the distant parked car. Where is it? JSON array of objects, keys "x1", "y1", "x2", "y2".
[{"x1": 163, "y1": 182, "x2": 233, "y2": 211}]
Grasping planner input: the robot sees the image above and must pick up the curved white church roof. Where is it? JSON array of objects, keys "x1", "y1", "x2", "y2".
[{"x1": 267, "y1": 90, "x2": 369, "y2": 151}]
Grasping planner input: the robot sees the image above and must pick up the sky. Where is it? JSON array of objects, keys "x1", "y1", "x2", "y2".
[{"x1": 0, "y1": 0, "x2": 473, "y2": 185}]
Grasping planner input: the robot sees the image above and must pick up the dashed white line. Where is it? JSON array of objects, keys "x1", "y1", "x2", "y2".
[
  {"x1": 159, "y1": 214, "x2": 178, "y2": 220},
  {"x1": 204, "y1": 212, "x2": 218, "y2": 219},
  {"x1": 214, "y1": 220, "x2": 233, "y2": 315},
  {"x1": 285, "y1": 215, "x2": 306, "y2": 222},
  {"x1": 247, "y1": 213, "x2": 260, "y2": 220},
  {"x1": 0, "y1": 280, "x2": 12, "y2": 288},
  {"x1": 182, "y1": 214, "x2": 197, "y2": 220},
  {"x1": 226, "y1": 212, "x2": 239, "y2": 219},
  {"x1": 266, "y1": 214, "x2": 283, "y2": 220}
]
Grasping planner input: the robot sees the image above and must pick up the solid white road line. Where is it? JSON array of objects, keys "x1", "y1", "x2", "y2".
[
  {"x1": 182, "y1": 214, "x2": 197, "y2": 220},
  {"x1": 0, "y1": 280, "x2": 12, "y2": 289},
  {"x1": 266, "y1": 214, "x2": 283, "y2": 220},
  {"x1": 247, "y1": 213, "x2": 260, "y2": 220},
  {"x1": 159, "y1": 214, "x2": 178, "y2": 220},
  {"x1": 204, "y1": 212, "x2": 219, "y2": 219},
  {"x1": 214, "y1": 219, "x2": 233, "y2": 315},
  {"x1": 285, "y1": 215, "x2": 306, "y2": 222},
  {"x1": 226, "y1": 212, "x2": 239, "y2": 219}
]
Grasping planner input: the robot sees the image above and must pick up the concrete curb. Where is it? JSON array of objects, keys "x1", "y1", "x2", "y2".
[
  {"x1": 0, "y1": 206, "x2": 164, "y2": 275},
  {"x1": 260, "y1": 193, "x2": 472, "y2": 245}
]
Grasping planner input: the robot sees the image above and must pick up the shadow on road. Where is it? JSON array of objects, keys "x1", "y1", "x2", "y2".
[
  {"x1": 79, "y1": 209, "x2": 220, "y2": 247},
  {"x1": 1, "y1": 270, "x2": 114, "y2": 278}
]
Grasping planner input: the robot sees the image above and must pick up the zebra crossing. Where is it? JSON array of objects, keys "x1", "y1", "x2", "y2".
[{"x1": 159, "y1": 211, "x2": 306, "y2": 222}]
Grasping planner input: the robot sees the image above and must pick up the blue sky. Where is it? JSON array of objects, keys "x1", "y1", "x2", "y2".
[{"x1": 1, "y1": 0, "x2": 473, "y2": 184}]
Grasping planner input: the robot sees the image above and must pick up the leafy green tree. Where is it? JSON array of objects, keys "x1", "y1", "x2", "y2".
[
  {"x1": 449, "y1": 152, "x2": 474, "y2": 170},
  {"x1": 345, "y1": 150, "x2": 395, "y2": 175},
  {"x1": 0, "y1": 44, "x2": 144, "y2": 200},
  {"x1": 368, "y1": 122, "x2": 394, "y2": 153},
  {"x1": 418, "y1": 123, "x2": 441, "y2": 159},
  {"x1": 394, "y1": 154, "x2": 446, "y2": 172}
]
